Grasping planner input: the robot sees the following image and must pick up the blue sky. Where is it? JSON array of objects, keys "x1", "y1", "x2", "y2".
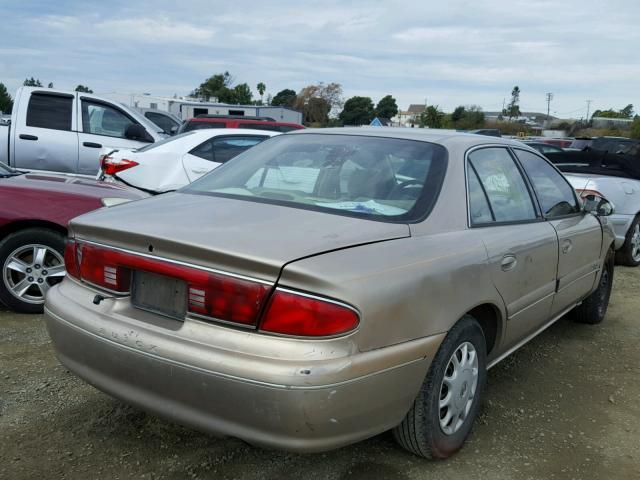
[{"x1": 1, "y1": 0, "x2": 639, "y2": 117}]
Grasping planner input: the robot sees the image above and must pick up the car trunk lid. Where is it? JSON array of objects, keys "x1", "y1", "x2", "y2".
[{"x1": 69, "y1": 192, "x2": 410, "y2": 282}]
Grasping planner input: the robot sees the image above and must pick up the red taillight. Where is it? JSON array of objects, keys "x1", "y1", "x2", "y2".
[
  {"x1": 260, "y1": 290, "x2": 359, "y2": 337},
  {"x1": 79, "y1": 244, "x2": 131, "y2": 292},
  {"x1": 64, "y1": 239, "x2": 79, "y2": 279},
  {"x1": 100, "y1": 156, "x2": 139, "y2": 176}
]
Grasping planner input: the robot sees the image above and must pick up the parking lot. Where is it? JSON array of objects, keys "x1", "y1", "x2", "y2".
[{"x1": 1, "y1": 267, "x2": 638, "y2": 480}]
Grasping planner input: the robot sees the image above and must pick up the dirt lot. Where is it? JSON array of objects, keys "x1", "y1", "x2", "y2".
[{"x1": 1, "y1": 268, "x2": 639, "y2": 480}]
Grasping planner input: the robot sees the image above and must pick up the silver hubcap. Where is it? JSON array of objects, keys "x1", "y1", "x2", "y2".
[
  {"x1": 631, "y1": 224, "x2": 640, "y2": 262},
  {"x1": 3, "y1": 244, "x2": 65, "y2": 304},
  {"x1": 439, "y1": 342, "x2": 479, "y2": 435}
]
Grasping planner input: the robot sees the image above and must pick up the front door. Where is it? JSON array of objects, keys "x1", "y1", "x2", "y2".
[
  {"x1": 467, "y1": 147, "x2": 559, "y2": 349},
  {"x1": 77, "y1": 97, "x2": 147, "y2": 175}
]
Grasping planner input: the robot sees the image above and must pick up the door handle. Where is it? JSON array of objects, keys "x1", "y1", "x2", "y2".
[
  {"x1": 561, "y1": 239, "x2": 573, "y2": 254},
  {"x1": 83, "y1": 142, "x2": 103, "y2": 148},
  {"x1": 501, "y1": 254, "x2": 517, "y2": 271},
  {"x1": 19, "y1": 134, "x2": 38, "y2": 141}
]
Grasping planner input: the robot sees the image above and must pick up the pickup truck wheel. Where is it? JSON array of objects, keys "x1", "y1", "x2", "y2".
[
  {"x1": 573, "y1": 249, "x2": 614, "y2": 325},
  {"x1": 393, "y1": 315, "x2": 487, "y2": 458},
  {"x1": 0, "y1": 228, "x2": 66, "y2": 313},
  {"x1": 615, "y1": 216, "x2": 640, "y2": 266}
]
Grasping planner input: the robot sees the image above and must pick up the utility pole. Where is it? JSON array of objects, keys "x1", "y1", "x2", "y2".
[
  {"x1": 545, "y1": 92, "x2": 554, "y2": 121},
  {"x1": 586, "y1": 99, "x2": 592, "y2": 122}
]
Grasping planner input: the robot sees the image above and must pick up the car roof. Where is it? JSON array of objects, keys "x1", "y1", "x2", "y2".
[
  {"x1": 188, "y1": 117, "x2": 302, "y2": 127},
  {"x1": 285, "y1": 126, "x2": 528, "y2": 150}
]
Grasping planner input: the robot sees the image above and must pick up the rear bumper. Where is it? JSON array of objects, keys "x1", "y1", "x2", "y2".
[{"x1": 44, "y1": 281, "x2": 443, "y2": 452}]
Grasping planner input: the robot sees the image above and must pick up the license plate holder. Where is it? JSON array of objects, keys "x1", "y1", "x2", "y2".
[{"x1": 131, "y1": 270, "x2": 187, "y2": 320}]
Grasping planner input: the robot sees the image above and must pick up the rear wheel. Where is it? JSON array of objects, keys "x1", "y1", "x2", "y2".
[
  {"x1": 0, "y1": 229, "x2": 66, "y2": 313},
  {"x1": 393, "y1": 315, "x2": 487, "y2": 458},
  {"x1": 573, "y1": 248, "x2": 614, "y2": 325},
  {"x1": 615, "y1": 216, "x2": 640, "y2": 266}
]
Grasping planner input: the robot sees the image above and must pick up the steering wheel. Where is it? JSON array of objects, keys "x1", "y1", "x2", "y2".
[{"x1": 390, "y1": 179, "x2": 424, "y2": 198}]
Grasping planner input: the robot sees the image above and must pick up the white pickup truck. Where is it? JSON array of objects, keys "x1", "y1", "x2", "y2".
[{"x1": 0, "y1": 87, "x2": 166, "y2": 175}]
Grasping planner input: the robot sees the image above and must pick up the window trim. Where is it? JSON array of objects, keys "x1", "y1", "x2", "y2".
[
  {"x1": 464, "y1": 145, "x2": 543, "y2": 228},
  {"x1": 509, "y1": 146, "x2": 584, "y2": 221},
  {"x1": 79, "y1": 96, "x2": 141, "y2": 139}
]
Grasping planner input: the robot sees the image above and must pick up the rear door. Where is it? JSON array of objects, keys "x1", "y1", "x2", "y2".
[
  {"x1": 13, "y1": 91, "x2": 79, "y2": 173},
  {"x1": 77, "y1": 97, "x2": 149, "y2": 175},
  {"x1": 467, "y1": 147, "x2": 559, "y2": 348},
  {"x1": 513, "y1": 148, "x2": 603, "y2": 316},
  {"x1": 183, "y1": 135, "x2": 267, "y2": 182}
]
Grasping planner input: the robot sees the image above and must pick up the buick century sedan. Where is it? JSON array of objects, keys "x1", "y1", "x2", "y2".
[{"x1": 45, "y1": 129, "x2": 615, "y2": 458}]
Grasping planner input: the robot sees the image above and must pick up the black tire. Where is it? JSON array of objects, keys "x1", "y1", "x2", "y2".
[
  {"x1": 393, "y1": 315, "x2": 487, "y2": 458},
  {"x1": 615, "y1": 215, "x2": 640, "y2": 266},
  {"x1": 573, "y1": 248, "x2": 614, "y2": 325},
  {"x1": 0, "y1": 228, "x2": 66, "y2": 314}
]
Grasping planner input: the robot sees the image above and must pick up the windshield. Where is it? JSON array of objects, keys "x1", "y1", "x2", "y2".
[
  {"x1": 182, "y1": 134, "x2": 448, "y2": 222},
  {"x1": 135, "y1": 131, "x2": 197, "y2": 152}
]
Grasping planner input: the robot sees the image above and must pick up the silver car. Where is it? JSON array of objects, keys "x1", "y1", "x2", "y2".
[{"x1": 44, "y1": 128, "x2": 615, "y2": 458}]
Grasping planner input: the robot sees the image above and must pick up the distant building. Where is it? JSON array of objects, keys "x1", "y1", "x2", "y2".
[
  {"x1": 102, "y1": 92, "x2": 303, "y2": 124},
  {"x1": 395, "y1": 104, "x2": 427, "y2": 126},
  {"x1": 591, "y1": 117, "x2": 634, "y2": 129}
]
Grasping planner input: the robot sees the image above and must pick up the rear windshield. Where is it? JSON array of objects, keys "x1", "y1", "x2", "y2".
[{"x1": 182, "y1": 134, "x2": 448, "y2": 222}]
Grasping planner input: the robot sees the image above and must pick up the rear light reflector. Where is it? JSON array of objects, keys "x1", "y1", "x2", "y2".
[
  {"x1": 79, "y1": 244, "x2": 131, "y2": 293},
  {"x1": 260, "y1": 290, "x2": 359, "y2": 337},
  {"x1": 64, "y1": 239, "x2": 79, "y2": 279},
  {"x1": 100, "y1": 156, "x2": 139, "y2": 176}
]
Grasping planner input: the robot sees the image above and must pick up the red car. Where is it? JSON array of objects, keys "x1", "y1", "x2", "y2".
[
  {"x1": 0, "y1": 164, "x2": 147, "y2": 313},
  {"x1": 178, "y1": 116, "x2": 304, "y2": 133}
]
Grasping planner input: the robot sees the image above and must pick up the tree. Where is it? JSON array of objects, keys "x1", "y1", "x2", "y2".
[
  {"x1": 47, "y1": 82, "x2": 54, "y2": 88},
  {"x1": 271, "y1": 88, "x2": 297, "y2": 107},
  {"x1": 419, "y1": 105, "x2": 445, "y2": 128},
  {"x1": 75, "y1": 85, "x2": 93, "y2": 93},
  {"x1": 450, "y1": 105, "x2": 485, "y2": 130},
  {"x1": 230, "y1": 83, "x2": 252, "y2": 104},
  {"x1": 294, "y1": 82, "x2": 344, "y2": 125},
  {"x1": 23, "y1": 77, "x2": 42, "y2": 87},
  {"x1": 592, "y1": 104, "x2": 634, "y2": 119},
  {"x1": 631, "y1": 118, "x2": 640, "y2": 140},
  {"x1": 375, "y1": 95, "x2": 398, "y2": 119},
  {"x1": 193, "y1": 71, "x2": 234, "y2": 101},
  {"x1": 503, "y1": 86, "x2": 521, "y2": 120},
  {"x1": 256, "y1": 82, "x2": 266, "y2": 103},
  {"x1": 0, "y1": 83, "x2": 13, "y2": 114},
  {"x1": 339, "y1": 96, "x2": 375, "y2": 125}
]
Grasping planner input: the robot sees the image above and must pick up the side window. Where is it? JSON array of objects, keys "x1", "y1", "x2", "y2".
[
  {"x1": 514, "y1": 149, "x2": 580, "y2": 218},
  {"x1": 81, "y1": 100, "x2": 135, "y2": 138},
  {"x1": 212, "y1": 136, "x2": 266, "y2": 163},
  {"x1": 468, "y1": 148, "x2": 537, "y2": 223},
  {"x1": 467, "y1": 166, "x2": 493, "y2": 223},
  {"x1": 145, "y1": 112, "x2": 177, "y2": 133},
  {"x1": 189, "y1": 140, "x2": 214, "y2": 161},
  {"x1": 26, "y1": 94, "x2": 73, "y2": 131}
]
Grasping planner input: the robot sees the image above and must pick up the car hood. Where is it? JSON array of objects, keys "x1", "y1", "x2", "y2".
[
  {"x1": 2, "y1": 172, "x2": 148, "y2": 200},
  {"x1": 70, "y1": 192, "x2": 410, "y2": 281}
]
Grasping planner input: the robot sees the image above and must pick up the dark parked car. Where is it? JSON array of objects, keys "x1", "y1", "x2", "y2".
[
  {"x1": 569, "y1": 136, "x2": 640, "y2": 152},
  {"x1": 0, "y1": 163, "x2": 148, "y2": 312},
  {"x1": 523, "y1": 141, "x2": 565, "y2": 155}
]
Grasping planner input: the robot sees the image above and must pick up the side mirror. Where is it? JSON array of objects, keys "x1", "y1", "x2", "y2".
[
  {"x1": 170, "y1": 125, "x2": 178, "y2": 135},
  {"x1": 125, "y1": 124, "x2": 152, "y2": 142},
  {"x1": 583, "y1": 194, "x2": 614, "y2": 216}
]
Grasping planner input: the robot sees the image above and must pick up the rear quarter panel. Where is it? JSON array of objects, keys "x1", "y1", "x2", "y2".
[{"x1": 278, "y1": 230, "x2": 503, "y2": 354}]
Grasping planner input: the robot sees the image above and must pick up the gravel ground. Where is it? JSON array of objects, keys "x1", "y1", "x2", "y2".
[{"x1": 1, "y1": 267, "x2": 639, "y2": 480}]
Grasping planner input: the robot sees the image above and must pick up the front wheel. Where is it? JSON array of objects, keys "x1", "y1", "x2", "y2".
[
  {"x1": 615, "y1": 216, "x2": 640, "y2": 266},
  {"x1": 0, "y1": 228, "x2": 66, "y2": 313},
  {"x1": 393, "y1": 315, "x2": 487, "y2": 458}
]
